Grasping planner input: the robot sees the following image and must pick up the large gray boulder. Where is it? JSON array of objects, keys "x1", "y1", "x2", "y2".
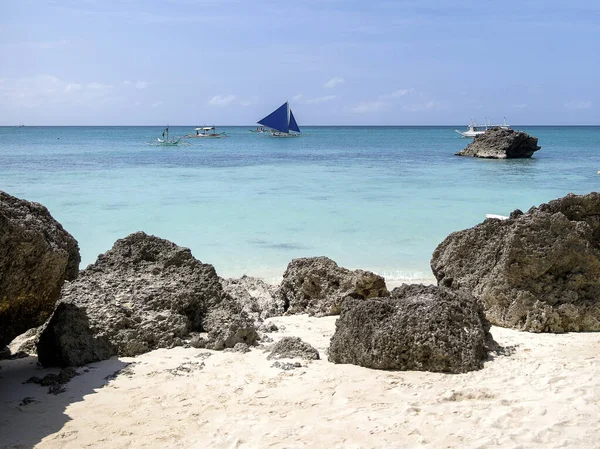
[
  {"x1": 221, "y1": 275, "x2": 284, "y2": 324},
  {"x1": 431, "y1": 193, "x2": 600, "y2": 332},
  {"x1": 456, "y1": 127, "x2": 541, "y2": 159},
  {"x1": 328, "y1": 284, "x2": 493, "y2": 373},
  {"x1": 277, "y1": 257, "x2": 389, "y2": 316},
  {"x1": 37, "y1": 232, "x2": 257, "y2": 366},
  {"x1": 0, "y1": 191, "x2": 80, "y2": 347}
]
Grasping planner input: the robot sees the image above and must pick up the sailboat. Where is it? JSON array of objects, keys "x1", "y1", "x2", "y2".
[{"x1": 257, "y1": 101, "x2": 301, "y2": 137}]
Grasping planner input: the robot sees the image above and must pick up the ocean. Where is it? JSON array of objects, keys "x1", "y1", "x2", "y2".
[{"x1": 1, "y1": 125, "x2": 599, "y2": 283}]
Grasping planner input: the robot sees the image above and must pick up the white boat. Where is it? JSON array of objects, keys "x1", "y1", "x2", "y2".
[
  {"x1": 249, "y1": 126, "x2": 268, "y2": 133},
  {"x1": 455, "y1": 118, "x2": 510, "y2": 138},
  {"x1": 257, "y1": 101, "x2": 300, "y2": 138},
  {"x1": 187, "y1": 126, "x2": 227, "y2": 138}
]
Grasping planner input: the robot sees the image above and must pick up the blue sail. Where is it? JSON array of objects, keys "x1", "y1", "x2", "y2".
[
  {"x1": 289, "y1": 109, "x2": 300, "y2": 133},
  {"x1": 258, "y1": 102, "x2": 289, "y2": 133}
]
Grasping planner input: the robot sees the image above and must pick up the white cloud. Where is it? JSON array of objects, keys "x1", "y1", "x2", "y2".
[
  {"x1": 376, "y1": 88, "x2": 415, "y2": 101},
  {"x1": 304, "y1": 95, "x2": 336, "y2": 104},
  {"x1": 135, "y1": 81, "x2": 149, "y2": 89},
  {"x1": 0, "y1": 75, "x2": 114, "y2": 108},
  {"x1": 292, "y1": 94, "x2": 303, "y2": 102},
  {"x1": 391, "y1": 88, "x2": 413, "y2": 98},
  {"x1": 351, "y1": 101, "x2": 388, "y2": 113},
  {"x1": 86, "y1": 82, "x2": 113, "y2": 90},
  {"x1": 565, "y1": 100, "x2": 592, "y2": 109},
  {"x1": 324, "y1": 77, "x2": 345, "y2": 89},
  {"x1": 512, "y1": 104, "x2": 528, "y2": 109},
  {"x1": 209, "y1": 94, "x2": 236, "y2": 106},
  {"x1": 152, "y1": 101, "x2": 163, "y2": 108},
  {"x1": 64, "y1": 83, "x2": 82, "y2": 93}
]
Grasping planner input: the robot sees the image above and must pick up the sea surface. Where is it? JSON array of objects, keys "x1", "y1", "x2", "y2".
[{"x1": 1, "y1": 125, "x2": 599, "y2": 283}]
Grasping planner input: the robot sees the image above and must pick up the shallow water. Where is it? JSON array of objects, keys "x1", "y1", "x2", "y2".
[{"x1": 1, "y1": 125, "x2": 599, "y2": 282}]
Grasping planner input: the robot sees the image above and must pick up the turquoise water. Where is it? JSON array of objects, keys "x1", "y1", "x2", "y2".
[{"x1": 1, "y1": 126, "x2": 599, "y2": 283}]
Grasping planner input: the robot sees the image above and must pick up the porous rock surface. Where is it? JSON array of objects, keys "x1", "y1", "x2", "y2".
[
  {"x1": 277, "y1": 257, "x2": 389, "y2": 316},
  {"x1": 221, "y1": 275, "x2": 285, "y2": 324},
  {"x1": 431, "y1": 192, "x2": 600, "y2": 332},
  {"x1": 8, "y1": 327, "x2": 40, "y2": 356},
  {"x1": 456, "y1": 127, "x2": 541, "y2": 159},
  {"x1": 37, "y1": 232, "x2": 257, "y2": 366},
  {"x1": 0, "y1": 191, "x2": 80, "y2": 347},
  {"x1": 267, "y1": 337, "x2": 320, "y2": 360},
  {"x1": 328, "y1": 284, "x2": 493, "y2": 373}
]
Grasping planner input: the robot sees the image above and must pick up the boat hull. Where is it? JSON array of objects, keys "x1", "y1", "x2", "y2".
[
  {"x1": 455, "y1": 130, "x2": 485, "y2": 138},
  {"x1": 156, "y1": 137, "x2": 181, "y2": 146},
  {"x1": 270, "y1": 132, "x2": 300, "y2": 138},
  {"x1": 186, "y1": 134, "x2": 227, "y2": 138}
]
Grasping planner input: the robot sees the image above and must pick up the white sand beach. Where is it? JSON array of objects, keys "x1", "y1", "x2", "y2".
[{"x1": 1, "y1": 315, "x2": 599, "y2": 449}]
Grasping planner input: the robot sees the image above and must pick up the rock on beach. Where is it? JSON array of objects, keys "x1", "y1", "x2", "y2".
[
  {"x1": 0, "y1": 191, "x2": 80, "y2": 348},
  {"x1": 431, "y1": 192, "x2": 600, "y2": 332},
  {"x1": 277, "y1": 256, "x2": 389, "y2": 316},
  {"x1": 328, "y1": 284, "x2": 494, "y2": 373},
  {"x1": 37, "y1": 232, "x2": 258, "y2": 366}
]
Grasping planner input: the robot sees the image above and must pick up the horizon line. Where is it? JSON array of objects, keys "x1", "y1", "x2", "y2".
[{"x1": 1, "y1": 124, "x2": 599, "y2": 127}]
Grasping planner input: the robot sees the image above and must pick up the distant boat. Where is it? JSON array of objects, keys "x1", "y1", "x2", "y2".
[
  {"x1": 249, "y1": 126, "x2": 268, "y2": 133},
  {"x1": 455, "y1": 118, "x2": 510, "y2": 138},
  {"x1": 155, "y1": 127, "x2": 182, "y2": 146},
  {"x1": 257, "y1": 101, "x2": 300, "y2": 137},
  {"x1": 186, "y1": 126, "x2": 227, "y2": 138}
]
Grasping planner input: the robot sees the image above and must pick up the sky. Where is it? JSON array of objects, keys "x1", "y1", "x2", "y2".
[{"x1": 0, "y1": 0, "x2": 598, "y2": 125}]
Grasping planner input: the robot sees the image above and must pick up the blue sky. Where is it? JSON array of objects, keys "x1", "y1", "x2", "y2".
[{"x1": 0, "y1": 0, "x2": 598, "y2": 125}]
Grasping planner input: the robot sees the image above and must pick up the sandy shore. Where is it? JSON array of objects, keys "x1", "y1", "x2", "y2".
[{"x1": 1, "y1": 315, "x2": 599, "y2": 449}]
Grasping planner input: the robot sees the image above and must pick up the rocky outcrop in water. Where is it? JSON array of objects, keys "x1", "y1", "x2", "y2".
[
  {"x1": 277, "y1": 257, "x2": 389, "y2": 316},
  {"x1": 456, "y1": 127, "x2": 541, "y2": 159},
  {"x1": 37, "y1": 232, "x2": 258, "y2": 366},
  {"x1": 431, "y1": 192, "x2": 600, "y2": 332},
  {"x1": 221, "y1": 275, "x2": 285, "y2": 324},
  {"x1": 0, "y1": 191, "x2": 80, "y2": 347},
  {"x1": 328, "y1": 284, "x2": 493, "y2": 373}
]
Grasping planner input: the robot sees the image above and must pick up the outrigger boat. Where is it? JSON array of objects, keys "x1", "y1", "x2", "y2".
[
  {"x1": 151, "y1": 127, "x2": 190, "y2": 146},
  {"x1": 156, "y1": 127, "x2": 181, "y2": 146},
  {"x1": 257, "y1": 101, "x2": 300, "y2": 137},
  {"x1": 186, "y1": 126, "x2": 227, "y2": 138},
  {"x1": 455, "y1": 118, "x2": 510, "y2": 138}
]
